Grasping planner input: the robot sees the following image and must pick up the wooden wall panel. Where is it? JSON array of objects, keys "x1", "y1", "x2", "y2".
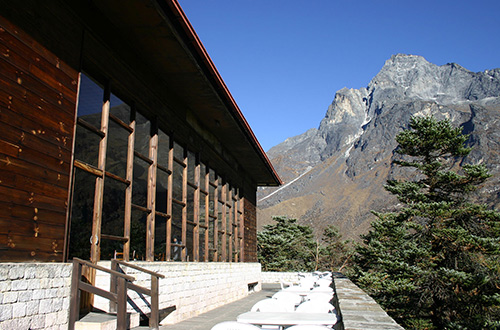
[
  {"x1": 0, "y1": 17, "x2": 78, "y2": 262},
  {"x1": 243, "y1": 195, "x2": 257, "y2": 262}
]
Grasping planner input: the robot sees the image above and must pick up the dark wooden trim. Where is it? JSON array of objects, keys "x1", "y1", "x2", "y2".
[
  {"x1": 134, "y1": 150, "x2": 153, "y2": 165},
  {"x1": 101, "y1": 234, "x2": 129, "y2": 242},
  {"x1": 109, "y1": 112, "x2": 133, "y2": 133},
  {"x1": 131, "y1": 203, "x2": 151, "y2": 214},
  {"x1": 77, "y1": 118, "x2": 105, "y2": 138}
]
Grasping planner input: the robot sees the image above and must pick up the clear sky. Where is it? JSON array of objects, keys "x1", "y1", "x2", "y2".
[{"x1": 177, "y1": 0, "x2": 500, "y2": 152}]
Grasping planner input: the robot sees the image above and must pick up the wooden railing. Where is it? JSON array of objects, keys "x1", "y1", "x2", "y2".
[
  {"x1": 68, "y1": 257, "x2": 135, "y2": 330},
  {"x1": 69, "y1": 258, "x2": 165, "y2": 330},
  {"x1": 111, "y1": 259, "x2": 166, "y2": 329}
]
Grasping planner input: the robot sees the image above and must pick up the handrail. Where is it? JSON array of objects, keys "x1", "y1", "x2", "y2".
[
  {"x1": 111, "y1": 259, "x2": 163, "y2": 330},
  {"x1": 73, "y1": 257, "x2": 135, "y2": 281},
  {"x1": 113, "y1": 259, "x2": 165, "y2": 278},
  {"x1": 68, "y1": 258, "x2": 135, "y2": 330}
]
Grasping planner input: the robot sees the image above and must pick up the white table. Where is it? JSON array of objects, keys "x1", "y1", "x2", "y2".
[{"x1": 237, "y1": 312, "x2": 338, "y2": 327}]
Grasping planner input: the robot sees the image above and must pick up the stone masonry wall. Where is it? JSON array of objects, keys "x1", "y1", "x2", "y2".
[
  {"x1": 0, "y1": 263, "x2": 72, "y2": 330},
  {"x1": 94, "y1": 261, "x2": 262, "y2": 325}
]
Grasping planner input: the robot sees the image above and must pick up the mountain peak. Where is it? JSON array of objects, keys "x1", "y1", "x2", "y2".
[{"x1": 259, "y1": 56, "x2": 500, "y2": 240}]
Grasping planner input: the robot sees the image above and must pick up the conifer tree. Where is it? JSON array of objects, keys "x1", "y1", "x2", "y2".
[
  {"x1": 257, "y1": 216, "x2": 317, "y2": 272},
  {"x1": 350, "y1": 116, "x2": 500, "y2": 330}
]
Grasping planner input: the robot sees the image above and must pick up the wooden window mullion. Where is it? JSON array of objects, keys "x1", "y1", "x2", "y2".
[
  {"x1": 193, "y1": 153, "x2": 200, "y2": 262},
  {"x1": 204, "y1": 165, "x2": 210, "y2": 262},
  {"x1": 146, "y1": 122, "x2": 158, "y2": 261},
  {"x1": 166, "y1": 137, "x2": 174, "y2": 261},
  {"x1": 181, "y1": 147, "x2": 188, "y2": 261},
  {"x1": 228, "y1": 187, "x2": 233, "y2": 262},
  {"x1": 90, "y1": 82, "x2": 110, "y2": 265},
  {"x1": 221, "y1": 182, "x2": 227, "y2": 261},
  {"x1": 213, "y1": 175, "x2": 219, "y2": 261},
  {"x1": 123, "y1": 107, "x2": 136, "y2": 261}
]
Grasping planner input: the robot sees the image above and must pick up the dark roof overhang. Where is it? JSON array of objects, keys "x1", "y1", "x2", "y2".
[{"x1": 79, "y1": 0, "x2": 282, "y2": 187}]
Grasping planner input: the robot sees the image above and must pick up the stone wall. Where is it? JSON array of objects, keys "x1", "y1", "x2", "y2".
[
  {"x1": 0, "y1": 263, "x2": 72, "y2": 330},
  {"x1": 94, "y1": 261, "x2": 262, "y2": 325}
]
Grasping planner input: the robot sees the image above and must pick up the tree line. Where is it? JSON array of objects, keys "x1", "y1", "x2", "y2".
[{"x1": 257, "y1": 116, "x2": 500, "y2": 330}]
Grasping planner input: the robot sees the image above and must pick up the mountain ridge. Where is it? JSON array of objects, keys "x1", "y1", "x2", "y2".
[{"x1": 258, "y1": 54, "x2": 500, "y2": 240}]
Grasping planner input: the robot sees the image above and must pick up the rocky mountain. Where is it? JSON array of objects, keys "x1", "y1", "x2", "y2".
[{"x1": 257, "y1": 54, "x2": 500, "y2": 240}]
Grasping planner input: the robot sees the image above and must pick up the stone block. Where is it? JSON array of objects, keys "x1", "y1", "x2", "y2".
[
  {"x1": 18, "y1": 290, "x2": 33, "y2": 302},
  {"x1": 8, "y1": 266, "x2": 24, "y2": 280},
  {"x1": 10, "y1": 279, "x2": 28, "y2": 291},
  {"x1": 29, "y1": 314, "x2": 46, "y2": 329},
  {"x1": 24, "y1": 266, "x2": 37, "y2": 279},
  {"x1": 12, "y1": 302, "x2": 27, "y2": 318},
  {"x1": 38, "y1": 299, "x2": 54, "y2": 314},
  {"x1": 45, "y1": 312, "x2": 57, "y2": 326},
  {"x1": 32, "y1": 289, "x2": 45, "y2": 300},
  {"x1": 26, "y1": 300, "x2": 40, "y2": 316},
  {"x1": 0, "y1": 304, "x2": 12, "y2": 321},
  {"x1": 2, "y1": 291, "x2": 18, "y2": 303}
]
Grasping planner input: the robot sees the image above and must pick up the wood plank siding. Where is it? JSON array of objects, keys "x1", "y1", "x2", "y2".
[{"x1": 0, "y1": 16, "x2": 78, "y2": 262}]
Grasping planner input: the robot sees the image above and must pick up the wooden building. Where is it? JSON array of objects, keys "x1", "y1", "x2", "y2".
[{"x1": 0, "y1": 0, "x2": 281, "y2": 265}]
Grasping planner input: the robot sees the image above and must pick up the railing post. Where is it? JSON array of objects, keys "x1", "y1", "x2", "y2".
[
  {"x1": 110, "y1": 259, "x2": 118, "y2": 313},
  {"x1": 116, "y1": 276, "x2": 127, "y2": 330},
  {"x1": 68, "y1": 259, "x2": 82, "y2": 330},
  {"x1": 150, "y1": 275, "x2": 159, "y2": 329}
]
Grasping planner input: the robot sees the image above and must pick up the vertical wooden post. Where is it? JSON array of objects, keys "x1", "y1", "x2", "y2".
[
  {"x1": 166, "y1": 137, "x2": 174, "y2": 261},
  {"x1": 181, "y1": 147, "x2": 187, "y2": 261},
  {"x1": 68, "y1": 260, "x2": 82, "y2": 330},
  {"x1": 150, "y1": 276, "x2": 159, "y2": 329},
  {"x1": 221, "y1": 182, "x2": 227, "y2": 261},
  {"x1": 116, "y1": 277, "x2": 127, "y2": 330},
  {"x1": 204, "y1": 165, "x2": 210, "y2": 262},
  {"x1": 213, "y1": 174, "x2": 219, "y2": 261},
  {"x1": 146, "y1": 122, "x2": 158, "y2": 261},
  {"x1": 90, "y1": 82, "x2": 110, "y2": 264},
  {"x1": 228, "y1": 187, "x2": 233, "y2": 262},
  {"x1": 85, "y1": 82, "x2": 111, "y2": 308},
  {"x1": 240, "y1": 196, "x2": 245, "y2": 262},
  {"x1": 193, "y1": 153, "x2": 200, "y2": 262},
  {"x1": 123, "y1": 107, "x2": 136, "y2": 261},
  {"x1": 110, "y1": 259, "x2": 118, "y2": 313}
]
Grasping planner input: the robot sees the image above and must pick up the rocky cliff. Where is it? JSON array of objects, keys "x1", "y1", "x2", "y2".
[{"x1": 258, "y1": 54, "x2": 500, "y2": 240}]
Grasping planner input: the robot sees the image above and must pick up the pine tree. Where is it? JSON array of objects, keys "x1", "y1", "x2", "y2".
[
  {"x1": 319, "y1": 225, "x2": 353, "y2": 272},
  {"x1": 257, "y1": 216, "x2": 317, "y2": 272},
  {"x1": 350, "y1": 116, "x2": 500, "y2": 330}
]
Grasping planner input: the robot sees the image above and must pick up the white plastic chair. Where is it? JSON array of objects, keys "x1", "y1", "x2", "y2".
[
  {"x1": 211, "y1": 321, "x2": 261, "y2": 330},
  {"x1": 316, "y1": 278, "x2": 332, "y2": 288},
  {"x1": 311, "y1": 286, "x2": 333, "y2": 293},
  {"x1": 251, "y1": 298, "x2": 294, "y2": 312},
  {"x1": 296, "y1": 300, "x2": 336, "y2": 314},
  {"x1": 272, "y1": 291, "x2": 302, "y2": 307},
  {"x1": 299, "y1": 276, "x2": 316, "y2": 289},
  {"x1": 305, "y1": 292, "x2": 333, "y2": 303},
  {"x1": 286, "y1": 325, "x2": 333, "y2": 330}
]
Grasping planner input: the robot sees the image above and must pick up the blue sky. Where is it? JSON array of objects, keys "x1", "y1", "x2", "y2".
[{"x1": 177, "y1": 0, "x2": 500, "y2": 152}]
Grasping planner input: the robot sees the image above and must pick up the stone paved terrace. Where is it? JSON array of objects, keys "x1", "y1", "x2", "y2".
[{"x1": 159, "y1": 275, "x2": 405, "y2": 330}]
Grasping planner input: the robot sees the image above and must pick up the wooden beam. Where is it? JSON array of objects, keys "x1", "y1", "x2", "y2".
[
  {"x1": 204, "y1": 165, "x2": 209, "y2": 262},
  {"x1": 213, "y1": 174, "x2": 218, "y2": 262},
  {"x1": 221, "y1": 182, "x2": 227, "y2": 261},
  {"x1": 123, "y1": 106, "x2": 136, "y2": 261},
  {"x1": 146, "y1": 121, "x2": 158, "y2": 261},
  {"x1": 165, "y1": 137, "x2": 173, "y2": 261},
  {"x1": 181, "y1": 146, "x2": 187, "y2": 261},
  {"x1": 228, "y1": 187, "x2": 233, "y2": 262},
  {"x1": 193, "y1": 152, "x2": 200, "y2": 262}
]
